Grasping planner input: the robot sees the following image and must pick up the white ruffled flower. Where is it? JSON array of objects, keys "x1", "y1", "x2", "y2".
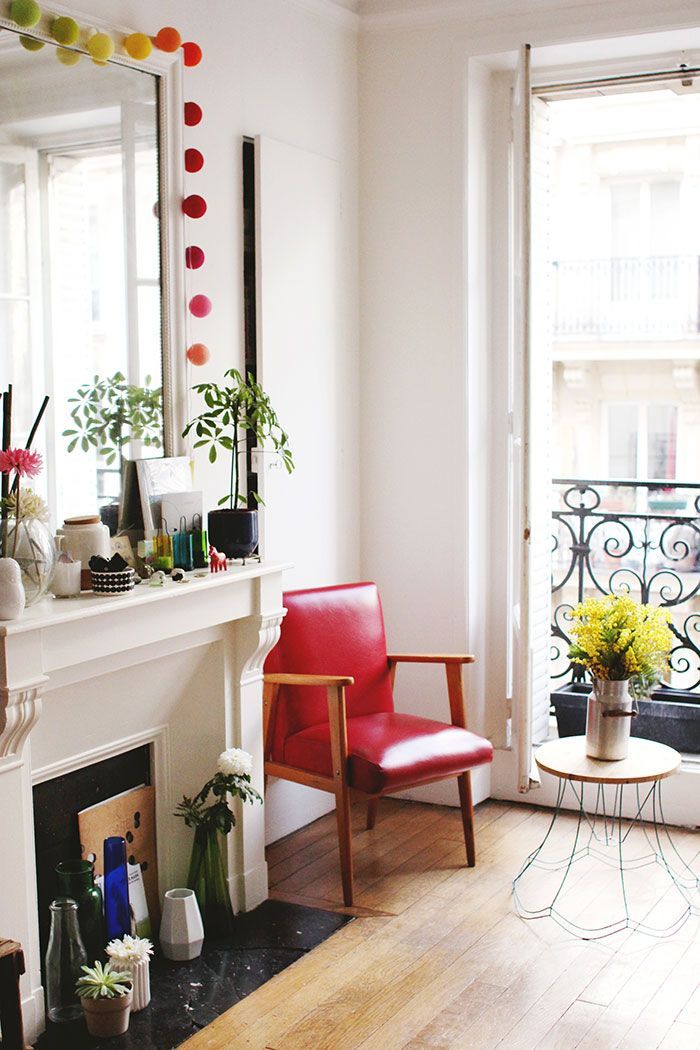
[
  {"x1": 106, "y1": 935, "x2": 154, "y2": 964},
  {"x1": 218, "y1": 748, "x2": 253, "y2": 777}
]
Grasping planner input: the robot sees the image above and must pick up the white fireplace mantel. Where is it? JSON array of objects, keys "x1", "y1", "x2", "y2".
[{"x1": 0, "y1": 561, "x2": 288, "y2": 1042}]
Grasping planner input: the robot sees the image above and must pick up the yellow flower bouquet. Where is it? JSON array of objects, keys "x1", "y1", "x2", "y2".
[{"x1": 568, "y1": 594, "x2": 673, "y2": 699}]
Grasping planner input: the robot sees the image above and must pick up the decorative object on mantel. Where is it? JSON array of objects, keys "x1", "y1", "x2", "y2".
[
  {"x1": 45, "y1": 898, "x2": 87, "y2": 1024},
  {"x1": 175, "y1": 749, "x2": 262, "y2": 935},
  {"x1": 76, "y1": 961, "x2": 132, "y2": 1038},
  {"x1": 56, "y1": 515, "x2": 111, "y2": 590},
  {"x1": 106, "y1": 934, "x2": 153, "y2": 1012},
  {"x1": 184, "y1": 369, "x2": 294, "y2": 559},
  {"x1": 50, "y1": 548, "x2": 81, "y2": 599},
  {"x1": 0, "y1": 438, "x2": 55, "y2": 607},
  {"x1": 55, "y1": 860, "x2": 104, "y2": 967},
  {"x1": 103, "y1": 837, "x2": 131, "y2": 942},
  {"x1": 89, "y1": 553, "x2": 136, "y2": 595},
  {"x1": 209, "y1": 544, "x2": 227, "y2": 573},
  {"x1": 159, "y1": 888, "x2": 204, "y2": 962},
  {"x1": 568, "y1": 594, "x2": 674, "y2": 760},
  {"x1": 0, "y1": 558, "x2": 25, "y2": 621}
]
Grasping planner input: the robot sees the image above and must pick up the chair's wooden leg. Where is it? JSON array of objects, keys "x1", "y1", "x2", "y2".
[
  {"x1": 458, "y1": 771, "x2": 476, "y2": 867},
  {"x1": 366, "y1": 797, "x2": 379, "y2": 831},
  {"x1": 327, "y1": 684, "x2": 354, "y2": 906},
  {"x1": 335, "y1": 783, "x2": 354, "y2": 906}
]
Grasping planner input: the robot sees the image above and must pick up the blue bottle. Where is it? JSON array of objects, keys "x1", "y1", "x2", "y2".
[{"x1": 103, "y1": 836, "x2": 131, "y2": 940}]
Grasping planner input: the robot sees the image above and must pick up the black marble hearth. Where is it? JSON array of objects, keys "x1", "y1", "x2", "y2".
[{"x1": 34, "y1": 899, "x2": 351, "y2": 1050}]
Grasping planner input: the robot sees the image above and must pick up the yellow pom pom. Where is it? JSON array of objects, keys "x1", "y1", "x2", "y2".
[
  {"x1": 86, "y1": 31, "x2": 114, "y2": 63},
  {"x1": 10, "y1": 0, "x2": 41, "y2": 29},
  {"x1": 19, "y1": 34, "x2": 44, "y2": 51},
  {"x1": 124, "y1": 32, "x2": 152, "y2": 61},
  {"x1": 56, "y1": 47, "x2": 81, "y2": 66},
  {"x1": 51, "y1": 16, "x2": 80, "y2": 46}
]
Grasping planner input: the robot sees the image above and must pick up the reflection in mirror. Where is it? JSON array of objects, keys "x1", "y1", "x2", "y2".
[{"x1": 0, "y1": 30, "x2": 164, "y2": 532}]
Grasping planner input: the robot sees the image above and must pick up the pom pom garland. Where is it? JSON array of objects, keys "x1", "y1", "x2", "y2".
[
  {"x1": 124, "y1": 32, "x2": 152, "y2": 60},
  {"x1": 185, "y1": 148, "x2": 204, "y2": 173},
  {"x1": 185, "y1": 246, "x2": 205, "y2": 270},
  {"x1": 189, "y1": 295, "x2": 212, "y2": 318},
  {"x1": 184, "y1": 101, "x2": 202, "y2": 126},
  {"x1": 10, "y1": 0, "x2": 41, "y2": 29},
  {"x1": 57, "y1": 47, "x2": 81, "y2": 66},
  {"x1": 155, "y1": 26, "x2": 181, "y2": 52},
  {"x1": 51, "y1": 16, "x2": 79, "y2": 45},
  {"x1": 183, "y1": 194, "x2": 207, "y2": 219},
  {"x1": 186, "y1": 343, "x2": 210, "y2": 366},
  {"x1": 19, "y1": 34, "x2": 45, "y2": 50},
  {"x1": 86, "y1": 31, "x2": 114, "y2": 63},
  {"x1": 182, "y1": 41, "x2": 202, "y2": 67}
]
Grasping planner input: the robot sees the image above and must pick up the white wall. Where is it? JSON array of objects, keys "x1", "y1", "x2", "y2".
[
  {"x1": 358, "y1": 1, "x2": 700, "y2": 807},
  {"x1": 79, "y1": 0, "x2": 360, "y2": 840}
]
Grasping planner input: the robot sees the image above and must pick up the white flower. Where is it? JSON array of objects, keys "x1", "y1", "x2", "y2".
[
  {"x1": 218, "y1": 748, "x2": 253, "y2": 777},
  {"x1": 106, "y1": 935, "x2": 154, "y2": 963}
]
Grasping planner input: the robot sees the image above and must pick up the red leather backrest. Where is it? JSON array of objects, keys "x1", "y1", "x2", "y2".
[{"x1": 265, "y1": 582, "x2": 395, "y2": 762}]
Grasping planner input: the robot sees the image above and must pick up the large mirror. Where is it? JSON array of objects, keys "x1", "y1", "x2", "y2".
[{"x1": 0, "y1": 26, "x2": 172, "y2": 532}]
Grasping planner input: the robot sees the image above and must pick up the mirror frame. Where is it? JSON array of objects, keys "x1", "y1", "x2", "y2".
[{"x1": 0, "y1": 3, "x2": 188, "y2": 461}]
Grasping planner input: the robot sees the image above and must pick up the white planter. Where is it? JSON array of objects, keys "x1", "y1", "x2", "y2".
[
  {"x1": 159, "y1": 888, "x2": 204, "y2": 961},
  {"x1": 111, "y1": 957, "x2": 151, "y2": 1011},
  {"x1": 0, "y1": 558, "x2": 25, "y2": 620}
]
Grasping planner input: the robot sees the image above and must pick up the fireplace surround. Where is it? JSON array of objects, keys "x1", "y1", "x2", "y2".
[{"x1": 0, "y1": 562, "x2": 286, "y2": 1042}]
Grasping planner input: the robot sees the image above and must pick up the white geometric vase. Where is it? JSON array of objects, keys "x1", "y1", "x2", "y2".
[
  {"x1": 159, "y1": 888, "x2": 204, "y2": 961},
  {"x1": 111, "y1": 956, "x2": 151, "y2": 1011}
]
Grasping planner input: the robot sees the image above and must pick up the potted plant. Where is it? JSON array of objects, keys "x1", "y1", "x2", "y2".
[
  {"x1": 75, "y1": 960, "x2": 133, "y2": 1038},
  {"x1": 106, "y1": 934, "x2": 153, "y2": 1012},
  {"x1": 183, "y1": 369, "x2": 294, "y2": 559},
  {"x1": 62, "y1": 372, "x2": 163, "y2": 533}
]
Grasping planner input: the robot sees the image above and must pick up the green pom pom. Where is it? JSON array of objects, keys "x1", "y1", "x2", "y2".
[
  {"x1": 10, "y1": 0, "x2": 42, "y2": 29},
  {"x1": 51, "y1": 16, "x2": 79, "y2": 46},
  {"x1": 19, "y1": 34, "x2": 44, "y2": 51}
]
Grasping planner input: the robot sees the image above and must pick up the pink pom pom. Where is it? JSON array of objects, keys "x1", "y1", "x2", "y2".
[
  {"x1": 189, "y1": 294, "x2": 212, "y2": 318},
  {"x1": 182, "y1": 194, "x2": 207, "y2": 219},
  {"x1": 185, "y1": 148, "x2": 204, "y2": 173},
  {"x1": 185, "y1": 245, "x2": 205, "y2": 270}
]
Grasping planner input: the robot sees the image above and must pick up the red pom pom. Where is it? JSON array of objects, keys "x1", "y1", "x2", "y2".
[
  {"x1": 186, "y1": 342, "x2": 210, "y2": 366},
  {"x1": 185, "y1": 148, "x2": 204, "y2": 173},
  {"x1": 189, "y1": 294, "x2": 212, "y2": 318},
  {"x1": 182, "y1": 194, "x2": 207, "y2": 219},
  {"x1": 155, "y1": 26, "x2": 181, "y2": 52},
  {"x1": 184, "y1": 101, "x2": 202, "y2": 126},
  {"x1": 185, "y1": 245, "x2": 205, "y2": 270},
  {"x1": 182, "y1": 41, "x2": 202, "y2": 67}
]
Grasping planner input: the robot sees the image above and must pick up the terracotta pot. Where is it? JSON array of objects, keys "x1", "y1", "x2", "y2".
[{"x1": 81, "y1": 989, "x2": 132, "y2": 1037}]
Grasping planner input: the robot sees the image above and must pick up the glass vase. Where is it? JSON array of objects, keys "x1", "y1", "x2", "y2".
[
  {"x1": 45, "y1": 897, "x2": 87, "y2": 1023},
  {"x1": 2, "y1": 516, "x2": 56, "y2": 606},
  {"x1": 56, "y1": 860, "x2": 104, "y2": 965},
  {"x1": 187, "y1": 825, "x2": 234, "y2": 937}
]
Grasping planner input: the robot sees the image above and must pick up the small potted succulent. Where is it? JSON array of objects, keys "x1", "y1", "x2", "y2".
[
  {"x1": 183, "y1": 369, "x2": 294, "y2": 559},
  {"x1": 76, "y1": 960, "x2": 133, "y2": 1038}
]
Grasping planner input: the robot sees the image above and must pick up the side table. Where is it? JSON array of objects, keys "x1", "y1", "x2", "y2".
[{"x1": 512, "y1": 736, "x2": 700, "y2": 939}]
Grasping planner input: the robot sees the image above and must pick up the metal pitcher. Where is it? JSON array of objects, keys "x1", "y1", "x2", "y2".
[{"x1": 586, "y1": 679, "x2": 637, "y2": 760}]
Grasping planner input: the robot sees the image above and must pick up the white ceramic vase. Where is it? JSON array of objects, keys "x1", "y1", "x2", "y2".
[
  {"x1": 111, "y1": 957, "x2": 151, "y2": 1011},
  {"x1": 159, "y1": 888, "x2": 204, "y2": 961},
  {"x1": 0, "y1": 558, "x2": 25, "y2": 620}
]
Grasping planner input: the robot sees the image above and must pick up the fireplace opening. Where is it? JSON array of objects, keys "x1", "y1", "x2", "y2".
[{"x1": 33, "y1": 745, "x2": 152, "y2": 980}]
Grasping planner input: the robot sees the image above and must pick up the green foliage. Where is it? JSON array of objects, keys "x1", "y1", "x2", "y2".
[
  {"x1": 182, "y1": 369, "x2": 294, "y2": 510},
  {"x1": 175, "y1": 771, "x2": 262, "y2": 836},
  {"x1": 63, "y1": 372, "x2": 163, "y2": 466},
  {"x1": 76, "y1": 961, "x2": 132, "y2": 1000}
]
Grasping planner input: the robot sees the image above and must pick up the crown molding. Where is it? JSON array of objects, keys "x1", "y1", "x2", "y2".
[{"x1": 284, "y1": 0, "x2": 360, "y2": 29}]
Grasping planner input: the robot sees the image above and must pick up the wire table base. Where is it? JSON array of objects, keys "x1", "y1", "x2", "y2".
[{"x1": 513, "y1": 774, "x2": 700, "y2": 940}]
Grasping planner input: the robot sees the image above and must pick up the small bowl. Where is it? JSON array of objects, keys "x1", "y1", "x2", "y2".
[{"x1": 90, "y1": 569, "x2": 135, "y2": 595}]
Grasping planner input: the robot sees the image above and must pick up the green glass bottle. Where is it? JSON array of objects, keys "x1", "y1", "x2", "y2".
[{"x1": 55, "y1": 860, "x2": 105, "y2": 964}]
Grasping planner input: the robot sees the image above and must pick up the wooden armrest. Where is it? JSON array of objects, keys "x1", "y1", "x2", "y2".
[
  {"x1": 263, "y1": 672, "x2": 355, "y2": 687},
  {"x1": 387, "y1": 653, "x2": 476, "y2": 665}
]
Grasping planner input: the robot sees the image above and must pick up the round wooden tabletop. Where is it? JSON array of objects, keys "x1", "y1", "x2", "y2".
[{"x1": 535, "y1": 736, "x2": 681, "y2": 785}]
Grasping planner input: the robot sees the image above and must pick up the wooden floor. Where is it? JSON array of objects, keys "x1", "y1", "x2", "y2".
[{"x1": 182, "y1": 798, "x2": 700, "y2": 1050}]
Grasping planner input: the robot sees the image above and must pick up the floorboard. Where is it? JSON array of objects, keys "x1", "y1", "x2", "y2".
[{"x1": 181, "y1": 798, "x2": 700, "y2": 1050}]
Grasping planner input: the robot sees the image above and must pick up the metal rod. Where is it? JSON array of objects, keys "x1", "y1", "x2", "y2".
[{"x1": 534, "y1": 66, "x2": 700, "y2": 97}]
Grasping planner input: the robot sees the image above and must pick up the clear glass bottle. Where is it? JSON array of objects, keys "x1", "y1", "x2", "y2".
[
  {"x1": 56, "y1": 860, "x2": 104, "y2": 964},
  {"x1": 45, "y1": 897, "x2": 87, "y2": 1023}
]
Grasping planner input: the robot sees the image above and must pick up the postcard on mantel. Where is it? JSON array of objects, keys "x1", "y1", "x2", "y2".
[{"x1": 135, "y1": 456, "x2": 193, "y2": 533}]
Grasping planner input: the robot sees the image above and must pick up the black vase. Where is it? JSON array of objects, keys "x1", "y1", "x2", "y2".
[{"x1": 208, "y1": 509, "x2": 259, "y2": 560}]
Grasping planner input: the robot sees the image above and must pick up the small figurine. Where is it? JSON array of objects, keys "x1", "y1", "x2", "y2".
[
  {"x1": 209, "y1": 545, "x2": 227, "y2": 573},
  {"x1": 171, "y1": 567, "x2": 186, "y2": 583},
  {"x1": 148, "y1": 570, "x2": 166, "y2": 587}
]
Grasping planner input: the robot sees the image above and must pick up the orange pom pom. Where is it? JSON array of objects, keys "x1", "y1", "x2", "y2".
[
  {"x1": 155, "y1": 26, "x2": 181, "y2": 52},
  {"x1": 186, "y1": 343, "x2": 210, "y2": 367}
]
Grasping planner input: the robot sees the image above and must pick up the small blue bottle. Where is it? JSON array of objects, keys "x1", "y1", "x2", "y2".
[{"x1": 103, "y1": 836, "x2": 131, "y2": 940}]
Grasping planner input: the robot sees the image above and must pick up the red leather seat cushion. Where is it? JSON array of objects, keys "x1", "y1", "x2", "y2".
[{"x1": 284, "y1": 711, "x2": 494, "y2": 794}]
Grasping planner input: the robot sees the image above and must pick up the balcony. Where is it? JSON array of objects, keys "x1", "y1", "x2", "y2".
[
  {"x1": 551, "y1": 478, "x2": 700, "y2": 693},
  {"x1": 553, "y1": 256, "x2": 700, "y2": 341}
]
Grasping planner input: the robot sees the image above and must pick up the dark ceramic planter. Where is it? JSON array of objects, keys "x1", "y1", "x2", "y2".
[
  {"x1": 207, "y1": 509, "x2": 259, "y2": 560},
  {"x1": 552, "y1": 682, "x2": 700, "y2": 754}
]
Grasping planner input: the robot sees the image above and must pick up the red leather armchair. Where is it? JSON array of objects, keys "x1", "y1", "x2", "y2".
[{"x1": 263, "y1": 582, "x2": 493, "y2": 906}]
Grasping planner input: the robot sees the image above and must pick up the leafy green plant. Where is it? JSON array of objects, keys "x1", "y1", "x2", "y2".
[
  {"x1": 175, "y1": 748, "x2": 262, "y2": 836},
  {"x1": 182, "y1": 369, "x2": 293, "y2": 510},
  {"x1": 63, "y1": 372, "x2": 162, "y2": 467},
  {"x1": 76, "y1": 961, "x2": 132, "y2": 1000}
]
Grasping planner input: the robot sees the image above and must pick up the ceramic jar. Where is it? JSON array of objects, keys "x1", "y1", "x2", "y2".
[
  {"x1": 0, "y1": 558, "x2": 25, "y2": 620},
  {"x1": 160, "y1": 888, "x2": 204, "y2": 961},
  {"x1": 56, "y1": 516, "x2": 110, "y2": 591}
]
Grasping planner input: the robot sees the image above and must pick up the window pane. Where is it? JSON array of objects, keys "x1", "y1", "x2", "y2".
[
  {"x1": 647, "y1": 403, "x2": 677, "y2": 480},
  {"x1": 650, "y1": 180, "x2": 680, "y2": 257},
  {"x1": 607, "y1": 404, "x2": 638, "y2": 478},
  {"x1": 0, "y1": 160, "x2": 27, "y2": 296}
]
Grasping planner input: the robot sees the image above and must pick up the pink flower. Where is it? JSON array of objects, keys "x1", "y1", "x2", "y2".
[{"x1": 0, "y1": 447, "x2": 43, "y2": 479}]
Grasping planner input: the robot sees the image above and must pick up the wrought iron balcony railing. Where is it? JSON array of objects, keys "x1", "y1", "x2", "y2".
[
  {"x1": 551, "y1": 478, "x2": 700, "y2": 691},
  {"x1": 553, "y1": 256, "x2": 700, "y2": 340}
]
